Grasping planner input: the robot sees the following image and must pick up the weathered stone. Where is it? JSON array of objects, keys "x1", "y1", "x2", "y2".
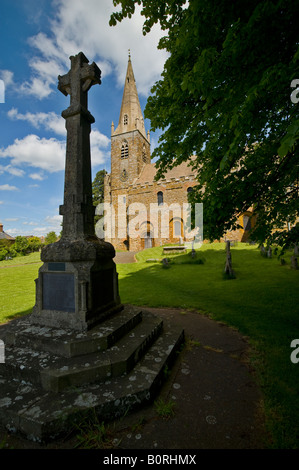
[
  {"x1": 163, "y1": 246, "x2": 186, "y2": 254},
  {"x1": 260, "y1": 244, "x2": 266, "y2": 256},
  {"x1": 267, "y1": 246, "x2": 272, "y2": 258},
  {"x1": 224, "y1": 240, "x2": 234, "y2": 277},
  {"x1": 0, "y1": 307, "x2": 184, "y2": 443}
]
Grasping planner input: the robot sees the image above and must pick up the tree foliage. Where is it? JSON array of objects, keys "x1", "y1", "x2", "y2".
[
  {"x1": 110, "y1": 0, "x2": 299, "y2": 247},
  {"x1": 27, "y1": 236, "x2": 42, "y2": 253},
  {"x1": 92, "y1": 169, "x2": 107, "y2": 207},
  {"x1": 14, "y1": 236, "x2": 29, "y2": 255},
  {"x1": 92, "y1": 169, "x2": 107, "y2": 225},
  {"x1": 45, "y1": 231, "x2": 57, "y2": 245}
]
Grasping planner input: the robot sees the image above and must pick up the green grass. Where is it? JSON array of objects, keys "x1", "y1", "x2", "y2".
[
  {"x1": 0, "y1": 251, "x2": 41, "y2": 267},
  {"x1": 0, "y1": 243, "x2": 298, "y2": 448},
  {"x1": 0, "y1": 252, "x2": 41, "y2": 323},
  {"x1": 117, "y1": 243, "x2": 299, "y2": 448}
]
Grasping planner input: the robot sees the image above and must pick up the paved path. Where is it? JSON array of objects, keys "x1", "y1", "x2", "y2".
[{"x1": 114, "y1": 251, "x2": 138, "y2": 264}]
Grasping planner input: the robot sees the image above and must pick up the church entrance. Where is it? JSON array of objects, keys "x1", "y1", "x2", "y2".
[{"x1": 142, "y1": 231, "x2": 153, "y2": 249}]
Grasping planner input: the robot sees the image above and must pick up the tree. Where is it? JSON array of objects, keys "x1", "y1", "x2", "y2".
[
  {"x1": 27, "y1": 236, "x2": 42, "y2": 253},
  {"x1": 45, "y1": 231, "x2": 57, "y2": 245},
  {"x1": 92, "y1": 169, "x2": 107, "y2": 225},
  {"x1": 14, "y1": 236, "x2": 30, "y2": 255},
  {"x1": 110, "y1": 0, "x2": 299, "y2": 247}
]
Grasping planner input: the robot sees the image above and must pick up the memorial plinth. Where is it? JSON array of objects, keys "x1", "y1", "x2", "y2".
[{"x1": 30, "y1": 52, "x2": 121, "y2": 331}]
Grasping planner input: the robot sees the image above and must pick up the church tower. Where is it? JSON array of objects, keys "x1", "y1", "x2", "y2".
[{"x1": 110, "y1": 53, "x2": 151, "y2": 191}]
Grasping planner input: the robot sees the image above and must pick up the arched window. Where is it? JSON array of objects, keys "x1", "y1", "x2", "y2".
[
  {"x1": 187, "y1": 187, "x2": 193, "y2": 194},
  {"x1": 157, "y1": 191, "x2": 163, "y2": 206},
  {"x1": 123, "y1": 114, "x2": 128, "y2": 126},
  {"x1": 121, "y1": 141, "x2": 129, "y2": 159}
]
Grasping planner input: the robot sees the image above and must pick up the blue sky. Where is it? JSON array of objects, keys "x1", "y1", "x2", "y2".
[{"x1": 0, "y1": 0, "x2": 167, "y2": 237}]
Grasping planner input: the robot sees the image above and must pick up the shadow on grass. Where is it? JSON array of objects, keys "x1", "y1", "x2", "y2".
[{"x1": 0, "y1": 308, "x2": 33, "y2": 326}]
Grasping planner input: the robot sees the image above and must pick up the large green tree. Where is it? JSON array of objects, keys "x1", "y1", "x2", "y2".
[{"x1": 110, "y1": 0, "x2": 299, "y2": 247}]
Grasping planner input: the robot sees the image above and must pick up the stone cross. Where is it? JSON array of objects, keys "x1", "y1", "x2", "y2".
[{"x1": 58, "y1": 52, "x2": 101, "y2": 240}]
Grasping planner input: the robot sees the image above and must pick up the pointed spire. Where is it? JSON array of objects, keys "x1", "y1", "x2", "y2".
[{"x1": 113, "y1": 53, "x2": 147, "y2": 138}]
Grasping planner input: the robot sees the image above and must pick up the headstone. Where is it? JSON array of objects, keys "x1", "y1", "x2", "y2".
[
  {"x1": 260, "y1": 244, "x2": 266, "y2": 257},
  {"x1": 224, "y1": 240, "x2": 234, "y2": 277},
  {"x1": 267, "y1": 246, "x2": 272, "y2": 258},
  {"x1": 30, "y1": 52, "x2": 122, "y2": 331},
  {"x1": 291, "y1": 255, "x2": 298, "y2": 270}
]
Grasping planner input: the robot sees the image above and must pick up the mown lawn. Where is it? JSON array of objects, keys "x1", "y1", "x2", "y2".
[
  {"x1": 0, "y1": 243, "x2": 298, "y2": 448},
  {"x1": 0, "y1": 253, "x2": 41, "y2": 322}
]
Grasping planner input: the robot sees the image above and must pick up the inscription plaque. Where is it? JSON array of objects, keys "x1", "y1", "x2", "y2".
[
  {"x1": 43, "y1": 272, "x2": 75, "y2": 312},
  {"x1": 48, "y1": 262, "x2": 66, "y2": 271}
]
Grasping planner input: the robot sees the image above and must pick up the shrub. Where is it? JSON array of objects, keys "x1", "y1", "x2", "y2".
[{"x1": 0, "y1": 249, "x2": 8, "y2": 261}]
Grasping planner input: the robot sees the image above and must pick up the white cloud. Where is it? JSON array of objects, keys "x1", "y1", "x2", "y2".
[
  {"x1": 0, "y1": 201, "x2": 3, "y2": 204},
  {"x1": 90, "y1": 129, "x2": 110, "y2": 166},
  {"x1": 0, "y1": 125, "x2": 109, "y2": 174},
  {"x1": 29, "y1": 173, "x2": 46, "y2": 181},
  {"x1": 0, "y1": 184, "x2": 19, "y2": 191},
  {"x1": 5, "y1": 218, "x2": 19, "y2": 222},
  {"x1": 6, "y1": 109, "x2": 109, "y2": 169},
  {"x1": 0, "y1": 134, "x2": 65, "y2": 172},
  {"x1": 20, "y1": 77, "x2": 55, "y2": 100},
  {"x1": 45, "y1": 215, "x2": 63, "y2": 225},
  {"x1": 8, "y1": 108, "x2": 66, "y2": 136},
  {"x1": 0, "y1": 70, "x2": 14, "y2": 87},
  {"x1": 0, "y1": 164, "x2": 25, "y2": 177},
  {"x1": 45, "y1": 214, "x2": 63, "y2": 233},
  {"x1": 22, "y1": 0, "x2": 167, "y2": 99},
  {"x1": 23, "y1": 221, "x2": 39, "y2": 226}
]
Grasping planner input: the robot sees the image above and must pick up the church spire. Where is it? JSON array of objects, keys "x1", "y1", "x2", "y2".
[{"x1": 113, "y1": 53, "x2": 147, "y2": 138}]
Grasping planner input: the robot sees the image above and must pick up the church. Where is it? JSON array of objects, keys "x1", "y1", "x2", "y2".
[{"x1": 104, "y1": 55, "x2": 252, "y2": 251}]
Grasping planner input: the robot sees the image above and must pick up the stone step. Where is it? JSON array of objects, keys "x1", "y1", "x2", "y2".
[
  {"x1": 0, "y1": 321, "x2": 184, "y2": 443},
  {"x1": 3, "y1": 312, "x2": 164, "y2": 392},
  {"x1": 5, "y1": 306, "x2": 143, "y2": 358}
]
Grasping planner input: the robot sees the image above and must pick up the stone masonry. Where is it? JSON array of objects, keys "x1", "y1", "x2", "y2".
[{"x1": 104, "y1": 55, "x2": 254, "y2": 251}]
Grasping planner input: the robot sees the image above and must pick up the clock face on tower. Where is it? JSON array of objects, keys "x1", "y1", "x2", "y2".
[{"x1": 120, "y1": 168, "x2": 128, "y2": 181}]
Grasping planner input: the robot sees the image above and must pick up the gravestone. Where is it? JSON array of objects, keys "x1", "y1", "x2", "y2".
[
  {"x1": 224, "y1": 240, "x2": 235, "y2": 277},
  {"x1": 291, "y1": 255, "x2": 298, "y2": 270},
  {"x1": 267, "y1": 246, "x2": 272, "y2": 258},
  {"x1": 30, "y1": 52, "x2": 121, "y2": 331},
  {"x1": 260, "y1": 244, "x2": 266, "y2": 257}
]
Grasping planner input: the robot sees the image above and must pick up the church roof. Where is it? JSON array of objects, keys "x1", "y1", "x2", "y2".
[
  {"x1": 135, "y1": 157, "x2": 197, "y2": 185},
  {"x1": 113, "y1": 54, "x2": 147, "y2": 139}
]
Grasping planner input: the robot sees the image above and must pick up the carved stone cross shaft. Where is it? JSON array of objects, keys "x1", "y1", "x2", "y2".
[{"x1": 58, "y1": 52, "x2": 101, "y2": 240}]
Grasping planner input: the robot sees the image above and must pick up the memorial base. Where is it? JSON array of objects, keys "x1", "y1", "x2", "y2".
[{"x1": 30, "y1": 237, "x2": 122, "y2": 331}]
